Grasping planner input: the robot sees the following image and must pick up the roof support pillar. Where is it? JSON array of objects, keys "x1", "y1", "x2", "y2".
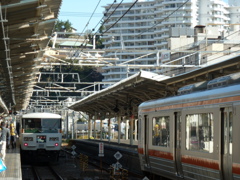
[
  {"x1": 117, "y1": 115, "x2": 121, "y2": 144},
  {"x1": 130, "y1": 115, "x2": 134, "y2": 146},
  {"x1": 88, "y1": 114, "x2": 93, "y2": 139},
  {"x1": 93, "y1": 115, "x2": 97, "y2": 139}
]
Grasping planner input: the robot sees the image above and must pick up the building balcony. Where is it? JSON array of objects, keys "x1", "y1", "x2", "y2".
[
  {"x1": 154, "y1": 28, "x2": 169, "y2": 34},
  {"x1": 154, "y1": 34, "x2": 169, "y2": 40},
  {"x1": 162, "y1": 0, "x2": 188, "y2": 6},
  {"x1": 154, "y1": 41, "x2": 168, "y2": 46}
]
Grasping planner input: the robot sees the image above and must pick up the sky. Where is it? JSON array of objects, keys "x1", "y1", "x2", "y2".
[
  {"x1": 58, "y1": 0, "x2": 229, "y2": 33},
  {"x1": 58, "y1": 0, "x2": 118, "y2": 33}
]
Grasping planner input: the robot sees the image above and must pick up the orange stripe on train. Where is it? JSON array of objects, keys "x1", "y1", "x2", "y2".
[
  {"x1": 138, "y1": 148, "x2": 219, "y2": 170},
  {"x1": 138, "y1": 148, "x2": 173, "y2": 160},
  {"x1": 181, "y1": 155, "x2": 219, "y2": 170},
  {"x1": 233, "y1": 163, "x2": 240, "y2": 175}
]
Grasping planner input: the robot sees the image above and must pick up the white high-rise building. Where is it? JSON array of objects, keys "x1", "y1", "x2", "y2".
[
  {"x1": 102, "y1": 0, "x2": 233, "y2": 83},
  {"x1": 227, "y1": 1, "x2": 240, "y2": 32}
]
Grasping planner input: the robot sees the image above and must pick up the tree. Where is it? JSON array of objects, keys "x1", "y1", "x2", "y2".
[
  {"x1": 54, "y1": 20, "x2": 73, "y2": 38},
  {"x1": 54, "y1": 20, "x2": 73, "y2": 32},
  {"x1": 84, "y1": 25, "x2": 105, "y2": 49},
  {"x1": 95, "y1": 25, "x2": 105, "y2": 49}
]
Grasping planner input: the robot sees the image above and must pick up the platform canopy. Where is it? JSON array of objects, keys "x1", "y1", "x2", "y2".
[
  {"x1": 69, "y1": 55, "x2": 240, "y2": 118},
  {"x1": 0, "y1": 0, "x2": 62, "y2": 113}
]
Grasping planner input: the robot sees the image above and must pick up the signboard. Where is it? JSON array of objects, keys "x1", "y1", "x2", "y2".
[
  {"x1": 112, "y1": 162, "x2": 122, "y2": 170},
  {"x1": 114, "y1": 151, "x2": 122, "y2": 160},
  {"x1": 98, "y1": 142, "x2": 104, "y2": 157}
]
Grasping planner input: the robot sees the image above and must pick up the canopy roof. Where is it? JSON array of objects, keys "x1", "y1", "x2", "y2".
[
  {"x1": 69, "y1": 55, "x2": 240, "y2": 118},
  {"x1": 0, "y1": 0, "x2": 62, "y2": 113}
]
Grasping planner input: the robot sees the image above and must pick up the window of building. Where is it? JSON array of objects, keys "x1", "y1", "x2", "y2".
[
  {"x1": 186, "y1": 113, "x2": 213, "y2": 153},
  {"x1": 152, "y1": 116, "x2": 170, "y2": 147}
]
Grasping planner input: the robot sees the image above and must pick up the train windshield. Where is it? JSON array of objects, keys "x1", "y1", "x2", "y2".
[{"x1": 22, "y1": 118, "x2": 61, "y2": 133}]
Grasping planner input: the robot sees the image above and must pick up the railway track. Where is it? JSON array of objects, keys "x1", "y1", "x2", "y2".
[
  {"x1": 62, "y1": 147, "x2": 143, "y2": 180},
  {"x1": 22, "y1": 164, "x2": 64, "y2": 180},
  {"x1": 22, "y1": 148, "x2": 143, "y2": 179}
]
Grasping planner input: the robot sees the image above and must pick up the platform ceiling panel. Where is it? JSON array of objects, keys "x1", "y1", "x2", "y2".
[{"x1": 0, "y1": 0, "x2": 62, "y2": 114}]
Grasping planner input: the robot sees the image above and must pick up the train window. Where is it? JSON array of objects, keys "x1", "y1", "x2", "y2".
[
  {"x1": 224, "y1": 111, "x2": 233, "y2": 155},
  {"x1": 42, "y1": 119, "x2": 61, "y2": 133},
  {"x1": 152, "y1": 116, "x2": 170, "y2": 147},
  {"x1": 22, "y1": 118, "x2": 61, "y2": 133},
  {"x1": 185, "y1": 113, "x2": 213, "y2": 153},
  {"x1": 23, "y1": 119, "x2": 41, "y2": 133},
  {"x1": 229, "y1": 112, "x2": 233, "y2": 155}
]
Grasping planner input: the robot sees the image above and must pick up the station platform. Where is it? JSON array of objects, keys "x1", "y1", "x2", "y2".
[{"x1": 0, "y1": 140, "x2": 22, "y2": 180}]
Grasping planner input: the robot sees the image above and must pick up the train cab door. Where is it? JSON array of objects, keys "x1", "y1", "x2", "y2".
[
  {"x1": 174, "y1": 112, "x2": 184, "y2": 178},
  {"x1": 221, "y1": 107, "x2": 233, "y2": 180},
  {"x1": 143, "y1": 115, "x2": 150, "y2": 168}
]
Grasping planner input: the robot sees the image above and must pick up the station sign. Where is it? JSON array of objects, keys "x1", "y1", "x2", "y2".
[{"x1": 98, "y1": 142, "x2": 104, "y2": 157}]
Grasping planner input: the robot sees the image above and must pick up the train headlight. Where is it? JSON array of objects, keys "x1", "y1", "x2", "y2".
[
  {"x1": 24, "y1": 137, "x2": 33, "y2": 141},
  {"x1": 24, "y1": 143, "x2": 28, "y2": 146},
  {"x1": 55, "y1": 143, "x2": 59, "y2": 146},
  {"x1": 49, "y1": 137, "x2": 59, "y2": 141}
]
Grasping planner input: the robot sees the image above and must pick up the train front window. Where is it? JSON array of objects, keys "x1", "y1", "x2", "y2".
[
  {"x1": 42, "y1": 119, "x2": 60, "y2": 133},
  {"x1": 152, "y1": 116, "x2": 170, "y2": 147},
  {"x1": 185, "y1": 113, "x2": 213, "y2": 153},
  {"x1": 22, "y1": 119, "x2": 41, "y2": 133},
  {"x1": 22, "y1": 118, "x2": 60, "y2": 133}
]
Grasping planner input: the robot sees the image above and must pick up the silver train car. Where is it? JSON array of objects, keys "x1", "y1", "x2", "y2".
[
  {"x1": 19, "y1": 112, "x2": 62, "y2": 161},
  {"x1": 138, "y1": 72, "x2": 240, "y2": 180}
]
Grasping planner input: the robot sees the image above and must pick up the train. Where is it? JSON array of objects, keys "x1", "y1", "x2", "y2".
[
  {"x1": 138, "y1": 72, "x2": 240, "y2": 180},
  {"x1": 19, "y1": 112, "x2": 62, "y2": 162}
]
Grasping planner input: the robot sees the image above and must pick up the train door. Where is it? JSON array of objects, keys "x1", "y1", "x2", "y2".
[
  {"x1": 221, "y1": 107, "x2": 233, "y2": 180},
  {"x1": 143, "y1": 115, "x2": 150, "y2": 168},
  {"x1": 174, "y1": 112, "x2": 184, "y2": 178}
]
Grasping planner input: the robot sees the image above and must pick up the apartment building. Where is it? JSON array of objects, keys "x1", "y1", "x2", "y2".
[{"x1": 102, "y1": 0, "x2": 237, "y2": 83}]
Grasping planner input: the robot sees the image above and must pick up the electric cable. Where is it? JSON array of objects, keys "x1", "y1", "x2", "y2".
[
  {"x1": 92, "y1": 0, "x2": 119, "y2": 33},
  {"x1": 101, "y1": 0, "x2": 139, "y2": 36},
  {"x1": 93, "y1": 0, "x2": 124, "y2": 34},
  {"x1": 137, "y1": 0, "x2": 190, "y2": 36}
]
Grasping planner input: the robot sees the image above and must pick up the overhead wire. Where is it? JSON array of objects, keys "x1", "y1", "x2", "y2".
[
  {"x1": 51, "y1": 0, "x2": 105, "y2": 98},
  {"x1": 62, "y1": 0, "x2": 118, "y2": 68},
  {"x1": 66, "y1": 0, "x2": 102, "y2": 59},
  {"x1": 58, "y1": 0, "x2": 235, "y2": 72},
  {"x1": 91, "y1": 0, "x2": 119, "y2": 33},
  {"x1": 137, "y1": 0, "x2": 190, "y2": 36},
  {"x1": 101, "y1": 0, "x2": 139, "y2": 36},
  {"x1": 77, "y1": 0, "x2": 139, "y2": 68},
  {"x1": 93, "y1": 0, "x2": 124, "y2": 34},
  {"x1": 81, "y1": 0, "x2": 102, "y2": 34},
  {"x1": 97, "y1": 0, "x2": 238, "y2": 69},
  {"x1": 64, "y1": 0, "x2": 139, "y2": 83},
  {"x1": 60, "y1": 0, "x2": 103, "y2": 79},
  {"x1": 59, "y1": 11, "x2": 102, "y2": 17}
]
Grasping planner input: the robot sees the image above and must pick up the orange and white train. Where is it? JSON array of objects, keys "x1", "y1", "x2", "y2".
[{"x1": 138, "y1": 72, "x2": 240, "y2": 180}]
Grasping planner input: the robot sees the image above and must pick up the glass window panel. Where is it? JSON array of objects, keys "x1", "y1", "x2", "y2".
[
  {"x1": 229, "y1": 112, "x2": 233, "y2": 155},
  {"x1": 186, "y1": 113, "x2": 213, "y2": 153},
  {"x1": 152, "y1": 116, "x2": 170, "y2": 147}
]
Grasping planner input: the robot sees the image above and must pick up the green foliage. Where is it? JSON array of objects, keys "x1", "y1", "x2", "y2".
[
  {"x1": 84, "y1": 25, "x2": 105, "y2": 49},
  {"x1": 54, "y1": 20, "x2": 73, "y2": 32}
]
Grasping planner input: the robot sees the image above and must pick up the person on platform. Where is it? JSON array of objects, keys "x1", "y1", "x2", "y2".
[
  {"x1": 0, "y1": 121, "x2": 10, "y2": 161},
  {"x1": 10, "y1": 123, "x2": 17, "y2": 149}
]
